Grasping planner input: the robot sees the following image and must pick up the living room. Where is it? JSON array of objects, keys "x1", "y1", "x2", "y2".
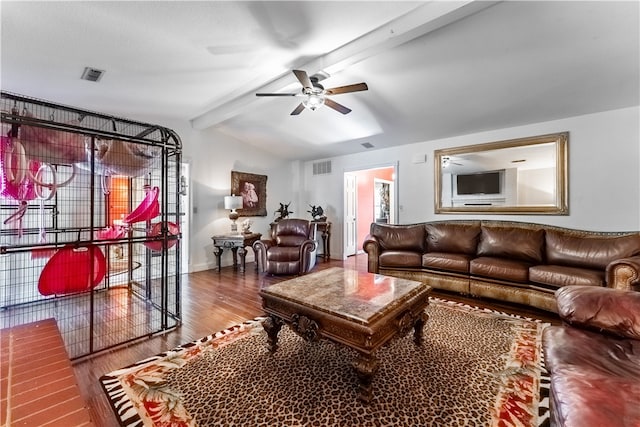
[{"x1": 1, "y1": 1, "x2": 639, "y2": 426}]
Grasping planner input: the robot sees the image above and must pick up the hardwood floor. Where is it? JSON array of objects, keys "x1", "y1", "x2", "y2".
[{"x1": 71, "y1": 254, "x2": 559, "y2": 426}]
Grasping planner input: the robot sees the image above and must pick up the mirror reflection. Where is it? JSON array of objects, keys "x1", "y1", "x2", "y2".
[{"x1": 435, "y1": 132, "x2": 568, "y2": 214}]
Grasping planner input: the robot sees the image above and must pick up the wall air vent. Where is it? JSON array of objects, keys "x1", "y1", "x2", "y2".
[
  {"x1": 81, "y1": 67, "x2": 105, "y2": 82},
  {"x1": 312, "y1": 160, "x2": 332, "y2": 175},
  {"x1": 361, "y1": 142, "x2": 374, "y2": 149}
]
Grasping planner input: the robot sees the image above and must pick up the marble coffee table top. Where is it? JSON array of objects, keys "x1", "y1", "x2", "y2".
[{"x1": 262, "y1": 267, "x2": 429, "y2": 324}]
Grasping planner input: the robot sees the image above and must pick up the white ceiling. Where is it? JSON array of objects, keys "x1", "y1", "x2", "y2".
[{"x1": 1, "y1": 1, "x2": 638, "y2": 161}]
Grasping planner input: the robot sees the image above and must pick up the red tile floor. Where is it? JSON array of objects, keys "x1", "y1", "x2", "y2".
[{"x1": 1, "y1": 319, "x2": 93, "y2": 426}]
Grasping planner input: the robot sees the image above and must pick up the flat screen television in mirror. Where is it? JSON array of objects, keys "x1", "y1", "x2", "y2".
[{"x1": 456, "y1": 171, "x2": 501, "y2": 195}]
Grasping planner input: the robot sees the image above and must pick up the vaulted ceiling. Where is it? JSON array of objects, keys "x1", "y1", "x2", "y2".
[{"x1": 1, "y1": 1, "x2": 638, "y2": 160}]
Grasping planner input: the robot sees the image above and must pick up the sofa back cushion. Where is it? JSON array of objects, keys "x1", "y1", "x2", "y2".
[
  {"x1": 477, "y1": 226, "x2": 545, "y2": 263},
  {"x1": 370, "y1": 223, "x2": 425, "y2": 252},
  {"x1": 546, "y1": 230, "x2": 640, "y2": 270},
  {"x1": 425, "y1": 223, "x2": 481, "y2": 255}
]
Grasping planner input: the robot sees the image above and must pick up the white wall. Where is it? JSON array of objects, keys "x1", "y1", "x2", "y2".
[
  {"x1": 300, "y1": 106, "x2": 640, "y2": 259},
  {"x1": 135, "y1": 117, "x2": 295, "y2": 272}
]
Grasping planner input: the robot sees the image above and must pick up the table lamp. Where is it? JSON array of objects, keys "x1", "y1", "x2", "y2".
[{"x1": 224, "y1": 195, "x2": 243, "y2": 233}]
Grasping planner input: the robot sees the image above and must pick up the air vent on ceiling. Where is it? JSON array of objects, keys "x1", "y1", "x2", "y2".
[
  {"x1": 81, "y1": 67, "x2": 105, "y2": 82},
  {"x1": 361, "y1": 142, "x2": 374, "y2": 149},
  {"x1": 312, "y1": 160, "x2": 332, "y2": 176}
]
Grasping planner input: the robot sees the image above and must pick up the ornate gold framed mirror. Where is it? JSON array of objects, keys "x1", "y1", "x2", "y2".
[{"x1": 434, "y1": 132, "x2": 568, "y2": 214}]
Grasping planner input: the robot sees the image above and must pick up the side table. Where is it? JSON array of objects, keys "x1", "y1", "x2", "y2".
[
  {"x1": 211, "y1": 232, "x2": 262, "y2": 273},
  {"x1": 315, "y1": 221, "x2": 331, "y2": 260}
]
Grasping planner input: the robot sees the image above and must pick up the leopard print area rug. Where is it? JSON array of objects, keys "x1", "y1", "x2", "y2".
[{"x1": 100, "y1": 299, "x2": 550, "y2": 427}]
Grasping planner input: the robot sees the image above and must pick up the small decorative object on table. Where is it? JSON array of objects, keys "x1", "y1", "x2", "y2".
[
  {"x1": 241, "y1": 219, "x2": 253, "y2": 234},
  {"x1": 307, "y1": 205, "x2": 327, "y2": 222},
  {"x1": 274, "y1": 202, "x2": 292, "y2": 222}
]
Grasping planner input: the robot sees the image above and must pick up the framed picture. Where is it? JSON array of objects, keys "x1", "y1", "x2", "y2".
[{"x1": 231, "y1": 171, "x2": 267, "y2": 217}]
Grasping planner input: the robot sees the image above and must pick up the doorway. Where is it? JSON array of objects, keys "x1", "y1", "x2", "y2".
[{"x1": 343, "y1": 165, "x2": 397, "y2": 258}]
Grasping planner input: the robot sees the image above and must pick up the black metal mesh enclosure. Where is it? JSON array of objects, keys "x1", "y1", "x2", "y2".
[{"x1": 0, "y1": 91, "x2": 182, "y2": 359}]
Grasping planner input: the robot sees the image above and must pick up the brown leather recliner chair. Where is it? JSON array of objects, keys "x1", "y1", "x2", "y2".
[{"x1": 253, "y1": 219, "x2": 317, "y2": 275}]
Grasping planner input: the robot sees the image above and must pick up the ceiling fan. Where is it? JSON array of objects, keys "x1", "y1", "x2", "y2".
[{"x1": 256, "y1": 69, "x2": 368, "y2": 115}]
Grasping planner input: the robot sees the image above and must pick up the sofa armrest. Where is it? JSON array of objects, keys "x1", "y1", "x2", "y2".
[
  {"x1": 362, "y1": 234, "x2": 381, "y2": 273},
  {"x1": 555, "y1": 285, "x2": 640, "y2": 340},
  {"x1": 606, "y1": 255, "x2": 640, "y2": 291}
]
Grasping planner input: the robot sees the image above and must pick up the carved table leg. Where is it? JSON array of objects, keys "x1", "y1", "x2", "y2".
[
  {"x1": 231, "y1": 247, "x2": 239, "y2": 270},
  {"x1": 262, "y1": 315, "x2": 283, "y2": 353},
  {"x1": 213, "y1": 246, "x2": 223, "y2": 272},
  {"x1": 352, "y1": 352, "x2": 379, "y2": 403},
  {"x1": 413, "y1": 311, "x2": 429, "y2": 346},
  {"x1": 238, "y1": 246, "x2": 246, "y2": 273}
]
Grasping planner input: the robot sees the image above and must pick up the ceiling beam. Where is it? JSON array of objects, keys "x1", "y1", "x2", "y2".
[{"x1": 191, "y1": 1, "x2": 500, "y2": 130}]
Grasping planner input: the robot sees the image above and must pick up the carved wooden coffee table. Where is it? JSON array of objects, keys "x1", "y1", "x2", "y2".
[{"x1": 259, "y1": 267, "x2": 431, "y2": 403}]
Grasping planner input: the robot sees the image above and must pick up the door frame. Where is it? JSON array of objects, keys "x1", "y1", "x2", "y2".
[{"x1": 342, "y1": 161, "x2": 398, "y2": 259}]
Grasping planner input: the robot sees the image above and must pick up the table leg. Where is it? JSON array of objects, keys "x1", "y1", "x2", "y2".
[
  {"x1": 238, "y1": 246, "x2": 246, "y2": 273},
  {"x1": 352, "y1": 352, "x2": 379, "y2": 403},
  {"x1": 231, "y1": 247, "x2": 239, "y2": 269},
  {"x1": 413, "y1": 311, "x2": 429, "y2": 345},
  {"x1": 213, "y1": 246, "x2": 223, "y2": 272},
  {"x1": 321, "y1": 232, "x2": 329, "y2": 261},
  {"x1": 262, "y1": 315, "x2": 283, "y2": 353}
]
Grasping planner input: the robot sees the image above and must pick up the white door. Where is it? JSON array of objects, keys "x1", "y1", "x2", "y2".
[{"x1": 344, "y1": 173, "x2": 357, "y2": 257}]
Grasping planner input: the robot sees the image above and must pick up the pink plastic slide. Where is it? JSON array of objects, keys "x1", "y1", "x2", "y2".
[{"x1": 123, "y1": 186, "x2": 160, "y2": 224}]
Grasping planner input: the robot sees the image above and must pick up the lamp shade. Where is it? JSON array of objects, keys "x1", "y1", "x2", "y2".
[{"x1": 224, "y1": 195, "x2": 243, "y2": 210}]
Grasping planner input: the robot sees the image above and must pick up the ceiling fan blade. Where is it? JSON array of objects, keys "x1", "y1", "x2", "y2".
[
  {"x1": 325, "y1": 82, "x2": 368, "y2": 95},
  {"x1": 293, "y1": 69, "x2": 313, "y2": 89},
  {"x1": 324, "y1": 98, "x2": 352, "y2": 114},
  {"x1": 256, "y1": 93, "x2": 298, "y2": 97},
  {"x1": 290, "y1": 103, "x2": 305, "y2": 115}
]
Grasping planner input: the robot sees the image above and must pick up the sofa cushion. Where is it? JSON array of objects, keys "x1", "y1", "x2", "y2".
[
  {"x1": 477, "y1": 226, "x2": 544, "y2": 263},
  {"x1": 529, "y1": 265, "x2": 605, "y2": 288},
  {"x1": 379, "y1": 251, "x2": 422, "y2": 268},
  {"x1": 555, "y1": 286, "x2": 640, "y2": 340},
  {"x1": 545, "y1": 230, "x2": 640, "y2": 270},
  {"x1": 371, "y1": 223, "x2": 425, "y2": 252},
  {"x1": 425, "y1": 223, "x2": 481, "y2": 255},
  {"x1": 543, "y1": 326, "x2": 640, "y2": 427},
  {"x1": 470, "y1": 257, "x2": 531, "y2": 283},
  {"x1": 422, "y1": 252, "x2": 474, "y2": 274}
]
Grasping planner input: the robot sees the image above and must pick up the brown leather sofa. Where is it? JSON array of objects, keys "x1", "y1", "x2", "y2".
[
  {"x1": 363, "y1": 220, "x2": 640, "y2": 312},
  {"x1": 253, "y1": 219, "x2": 318, "y2": 275},
  {"x1": 543, "y1": 286, "x2": 640, "y2": 426}
]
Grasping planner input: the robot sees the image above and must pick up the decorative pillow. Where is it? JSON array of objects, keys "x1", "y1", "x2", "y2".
[
  {"x1": 477, "y1": 226, "x2": 544, "y2": 263},
  {"x1": 546, "y1": 230, "x2": 640, "y2": 270},
  {"x1": 426, "y1": 223, "x2": 480, "y2": 254}
]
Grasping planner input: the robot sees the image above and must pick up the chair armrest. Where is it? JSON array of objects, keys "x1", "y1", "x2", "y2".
[
  {"x1": 253, "y1": 239, "x2": 275, "y2": 273},
  {"x1": 253, "y1": 239, "x2": 275, "y2": 251},
  {"x1": 606, "y1": 255, "x2": 640, "y2": 291},
  {"x1": 363, "y1": 234, "x2": 381, "y2": 273},
  {"x1": 299, "y1": 239, "x2": 318, "y2": 274},
  {"x1": 555, "y1": 285, "x2": 640, "y2": 340}
]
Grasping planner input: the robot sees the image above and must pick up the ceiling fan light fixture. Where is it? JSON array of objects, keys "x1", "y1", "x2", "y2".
[{"x1": 302, "y1": 93, "x2": 325, "y2": 111}]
